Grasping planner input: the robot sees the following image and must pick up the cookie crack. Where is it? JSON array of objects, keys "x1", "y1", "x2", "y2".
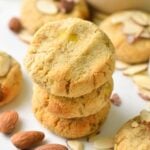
[{"x1": 65, "y1": 80, "x2": 71, "y2": 94}]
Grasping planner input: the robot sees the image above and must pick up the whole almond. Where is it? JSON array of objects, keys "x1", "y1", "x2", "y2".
[
  {"x1": 60, "y1": 0, "x2": 75, "y2": 13},
  {"x1": 11, "y1": 131, "x2": 44, "y2": 149},
  {"x1": 0, "y1": 111, "x2": 18, "y2": 134},
  {"x1": 34, "y1": 144, "x2": 68, "y2": 150},
  {"x1": 9, "y1": 17, "x2": 22, "y2": 33}
]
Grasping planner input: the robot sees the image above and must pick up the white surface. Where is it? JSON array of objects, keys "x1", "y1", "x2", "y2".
[{"x1": 0, "y1": 1, "x2": 148, "y2": 149}]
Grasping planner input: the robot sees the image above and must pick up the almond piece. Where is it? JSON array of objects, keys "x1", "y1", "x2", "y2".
[
  {"x1": 36, "y1": 0, "x2": 58, "y2": 14},
  {"x1": 0, "y1": 111, "x2": 18, "y2": 134},
  {"x1": 138, "y1": 88, "x2": 150, "y2": 101},
  {"x1": 34, "y1": 144, "x2": 68, "y2": 150},
  {"x1": 11, "y1": 131, "x2": 45, "y2": 149},
  {"x1": 115, "y1": 60, "x2": 131, "y2": 70},
  {"x1": 92, "y1": 137, "x2": 114, "y2": 149},
  {"x1": 67, "y1": 140, "x2": 84, "y2": 150},
  {"x1": 0, "y1": 52, "x2": 10, "y2": 77},
  {"x1": 140, "y1": 110, "x2": 150, "y2": 122},
  {"x1": 132, "y1": 74, "x2": 150, "y2": 90},
  {"x1": 123, "y1": 64, "x2": 148, "y2": 76},
  {"x1": 110, "y1": 93, "x2": 122, "y2": 106},
  {"x1": 18, "y1": 30, "x2": 33, "y2": 44}
]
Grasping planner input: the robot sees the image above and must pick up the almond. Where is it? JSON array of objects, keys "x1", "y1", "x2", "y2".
[
  {"x1": 90, "y1": 136, "x2": 114, "y2": 149},
  {"x1": 11, "y1": 131, "x2": 45, "y2": 149},
  {"x1": 123, "y1": 64, "x2": 147, "y2": 76},
  {"x1": 0, "y1": 111, "x2": 18, "y2": 134},
  {"x1": 132, "y1": 74, "x2": 150, "y2": 90},
  {"x1": 115, "y1": 60, "x2": 131, "y2": 70},
  {"x1": 111, "y1": 13, "x2": 129, "y2": 24},
  {"x1": 110, "y1": 93, "x2": 122, "y2": 106},
  {"x1": 138, "y1": 88, "x2": 150, "y2": 101},
  {"x1": 131, "y1": 12, "x2": 149, "y2": 26},
  {"x1": 18, "y1": 30, "x2": 33, "y2": 44},
  {"x1": 36, "y1": 0, "x2": 58, "y2": 14},
  {"x1": 67, "y1": 140, "x2": 84, "y2": 150},
  {"x1": 60, "y1": 0, "x2": 75, "y2": 13},
  {"x1": 34, "y1": 144, "x2": 68, "y2": 150},
  {"x1": 9, "y1": 17, "x2": 22, "y2": 33},
  {"x1": 0, "y1": 52, "x2": 11, "y2": 77},
  {"x1": 123, "y1": 20, "x2": 143, "y2": 35}
]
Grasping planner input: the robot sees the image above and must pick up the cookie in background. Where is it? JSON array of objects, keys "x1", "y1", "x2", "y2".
[
  {"x1": 114, "y1": 110, "x2": 150, "y2": 150},
  {"x1": 0, "y1": 51, "x2": 22, "y2": 107}
]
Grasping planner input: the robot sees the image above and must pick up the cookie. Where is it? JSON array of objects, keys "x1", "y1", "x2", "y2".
[
  {"x1": 0, "y1": 51, "x2": 22, "y2": 106},
  {"x1": 21, "y1": 0, "x2": 89, "y2": 34},
  {"x1": 100, "y1": 11, "x2": 150, "y2": 64},
  {"x1": 32, "y1": 79, "x2": 113, "y2": 118},
  {"x1": 24, "y1": 18, "x2": 115, "y2": 97},
  {"x1": 114, "y1": 110, "x2": 150, "y2": 150},
  {"x1": 33, "y1": 101, "x2": 110, "y2": 139}
]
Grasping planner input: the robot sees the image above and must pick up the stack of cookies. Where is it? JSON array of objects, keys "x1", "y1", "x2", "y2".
[{"x1": 24, "y1": 18, "x2": 115, "y2": 139}]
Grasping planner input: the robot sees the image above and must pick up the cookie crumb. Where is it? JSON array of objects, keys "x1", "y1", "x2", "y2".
[{"x1": 110, "y1": 93, "x2": 122, "y2": 106}]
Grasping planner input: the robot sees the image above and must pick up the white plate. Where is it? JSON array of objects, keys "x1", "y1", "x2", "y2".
[{"x1": 0, "y1": 1, "x2": 147, "y2": 149}]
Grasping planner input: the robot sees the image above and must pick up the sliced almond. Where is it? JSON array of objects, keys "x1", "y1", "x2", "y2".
[
  {"x1": 138, "y1": 88, "x2": 150, "y2": 101},
  {"x1": 131, "y1": 12, "x2": 149, "y2": 26},
  {"x1": 67, "y1": 140, "x2": 84, "y2": 150},
  {"x1": 123, "y1": 64, "x2": 148, "y2": 76},
  {"x1": 0, "y1": 52, "x2": 10, "y2": 77},
  {"x1": 115, "y1": 60, "x2": 131, "y2": 70},
  {"x1": 132, "y1": 74, "x2": 150, "y2": 90},
  {"x1": 140, "y1": 110, "x2": 150, "y2": 122},
  {"x1": 123, "y1": 20, "x2": 144, "y2": 35},
  {"x1": 92, "y1": 137, "x2": 114, "y2": 149},
  {"x1": 18, "y1": 30, "x2": 33, "y2": 44},
  {"x1": 111, "y1": 14, "x2": 130, "y2": 24},
  {"x1": 36, "y1": 0, "x2": 58, "y2": 14}
]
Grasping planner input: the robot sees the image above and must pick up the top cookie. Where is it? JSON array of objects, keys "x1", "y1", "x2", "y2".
[
  {"x1": 25, "y1": 18, "x2": 115, "y2": 97},
  {"x1": 21, "y1": 0, "x2": 89, "y2": 34},
  {"x1": 100, "y1": 11, "x2": 150, "y2": 64}
]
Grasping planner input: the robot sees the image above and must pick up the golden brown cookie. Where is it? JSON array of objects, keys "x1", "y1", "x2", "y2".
[
  {"x1": 100, "y1": 11, "x2": 150, "y2": 64},
  {"x1": 21, "y1": 0, "x2": 89, "y2": 34},
  {"x1": 24, "y1": 18, "x2": 115, "y2": 97},
  {"x1": 33, "y1": 101, "x2": 111, "y2": 139},
  {"x1": 114, "y1": 110, "x2": 150, "y2": 150},
  {"x1": 32, "y1": 79, "x2": 113, "y2": 118},
  {"x1": 0, "y1": 51, "x2": 22, "y2": 106}
]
